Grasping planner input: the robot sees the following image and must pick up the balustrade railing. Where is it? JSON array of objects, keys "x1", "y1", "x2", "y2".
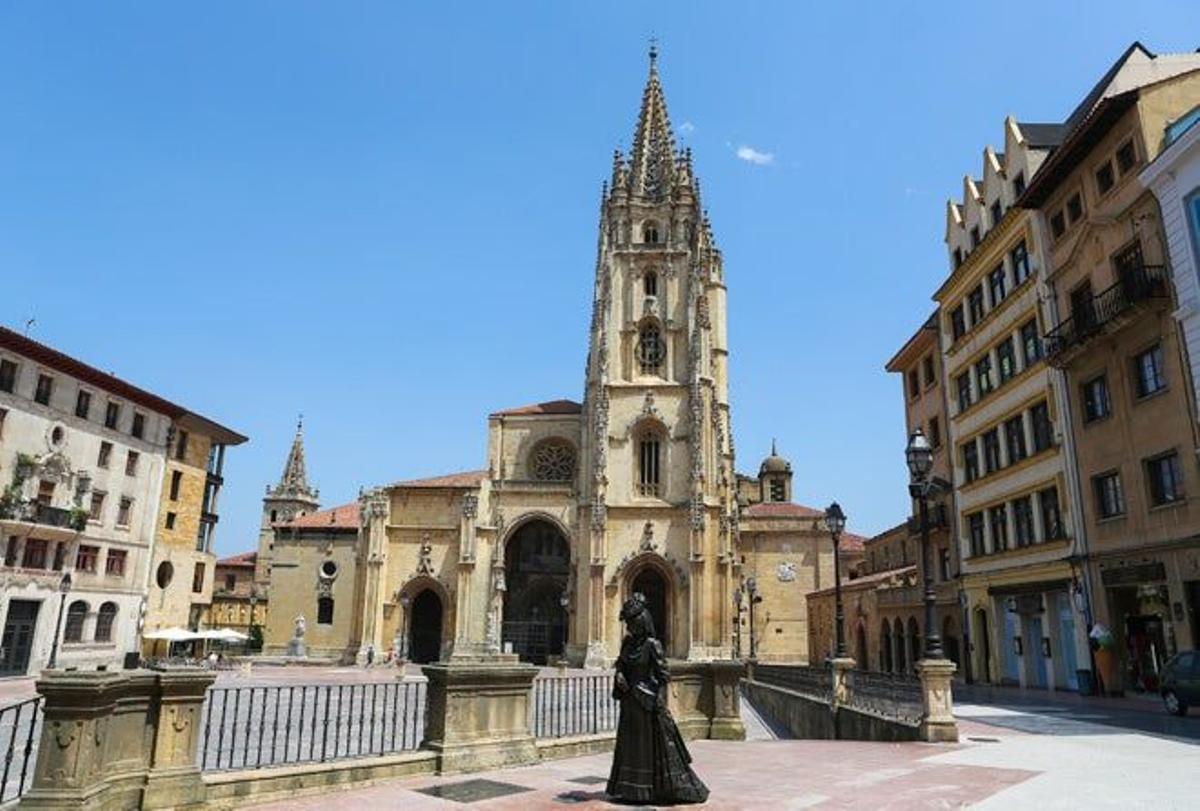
[
  {"x1": 844, "y1": 670, "x2": 923, "y2": 724},
  {"x1": 531, "y1": 673, "x2": 619, "y2": 739},
  {"x1": 199, "y1": 681, "x2": 425, "y2": 772},
  {"x1": 0, "y1": 696, "x2": 41, "y2": 805},
  {"x1": 752, "y1": 664, "x2": 832, "y2": 703},
  {"x1": 1044, "y1": 265, "x2": 1168, "y2": 360}
]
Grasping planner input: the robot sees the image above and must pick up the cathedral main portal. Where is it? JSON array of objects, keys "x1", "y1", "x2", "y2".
[{"x1": 503, "y1": 519, "x2": 570, "y2": 664}]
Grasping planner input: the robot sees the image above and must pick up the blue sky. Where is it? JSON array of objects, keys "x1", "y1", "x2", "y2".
[{"x1": 2, "y1": 3, "x2": 1198, "y2": 555}]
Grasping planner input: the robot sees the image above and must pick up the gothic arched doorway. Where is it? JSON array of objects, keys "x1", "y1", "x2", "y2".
[
  {"x1": 409, "y1": 589, "x2": 443, "y2": 664},
  {"x1": 503, "y1": 518, "x2": 570, "y2": 664},
  {"x1": 630, "y1": 565, "x2": 670, "y2": 653}
]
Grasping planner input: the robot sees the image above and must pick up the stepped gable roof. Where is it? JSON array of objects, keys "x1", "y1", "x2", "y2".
[
  {"x1": 490, "y1": 399, "x2": 582, "y2": 417},
  {"x1": 216, "y1": 551, "x2": 257, "y2": 567},
  {"x1": 0, "y1": 326, "x2": 246, "y2": 444},
  {"x1": 283, "y1": 502, "x2": 360, "y2": 530},
  {"x1": 390, "y1": 470, "x2": 488, "y2": 489}
]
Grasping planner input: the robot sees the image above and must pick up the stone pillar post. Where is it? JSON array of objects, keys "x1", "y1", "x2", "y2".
[
  {"x1": 707, "y1": 660, "x2": 746, "y2": 740},
  {"x1": 357, "y1": 488, "x2": 391, "y2": 665},
  {"x1": 830, "y1": 657, "x2": 855, "y2": 709},
  {"x1": 421, "y1": 657, "x2": 540, "y2": 774},
  {"x1": 916, "y1": 658, "x2": 959, "y2": 742},
  {"x1": 142, "y1": 669, "x2": 216, "y2": 809},
  {"x1": 20, "y1": 671, "x2": 152, "y2": 810}
]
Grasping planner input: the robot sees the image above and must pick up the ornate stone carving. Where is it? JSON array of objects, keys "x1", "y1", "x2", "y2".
[
  {"x1": 640, "y1": 521, "x2": 657, "y2": 552},
  {"x1": 461, "y1": 493, "x2": 478, "y2": 519},
  {"x1": 416, "y1": 534, "x2": 435, "y2": 577},
  {"x1": 776, "y1": 561, "x2": 797, "y2": 583}
]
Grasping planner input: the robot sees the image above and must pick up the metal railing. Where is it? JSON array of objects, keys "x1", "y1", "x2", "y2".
[
  {"x1": 1044, "y1": 265, "x2": 1168, "y2": 361},
  {"x1": 752, "y1": 664, "x2": 832, "y2": 703},
  {"x1": 199, "y1": 681, "x2": 425, "y2": 772},
  {"x1": 0, "y1": 697, "x2": 42, "y2": 805},
  {"x1": 531, "y1": 673, "x2": 619, "y2": 738},
  {"x1": 844, "y1": 670, "x2": 923, "y2": 725}
]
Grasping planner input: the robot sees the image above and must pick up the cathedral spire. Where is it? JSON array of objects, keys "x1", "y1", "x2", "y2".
[
  {"x1": 628, "y1": 42, "x2": 677, "y2": 201},
  {"x1": 271, "y1": 415, "x2": 317, "y2": 501}
]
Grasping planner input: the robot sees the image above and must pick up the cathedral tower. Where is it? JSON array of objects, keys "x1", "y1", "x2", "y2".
[
  {"x1": 255, "y1": 418, "x2": 321, "y2": 589},
  {"x1": 580, "y1": 46, "x2": 737, "y2": 664}
]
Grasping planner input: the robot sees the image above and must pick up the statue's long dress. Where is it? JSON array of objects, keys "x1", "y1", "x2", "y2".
[{"x1": 606, "y1": 635, "x2": 709, "y2": 804}]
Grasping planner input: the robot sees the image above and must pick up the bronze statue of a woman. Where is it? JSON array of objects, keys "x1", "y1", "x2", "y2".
[{"x1": 607, "y1": 593, "x2": 709, "y2": 805}]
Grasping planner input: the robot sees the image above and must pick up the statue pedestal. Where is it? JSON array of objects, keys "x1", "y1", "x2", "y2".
[
  {"x1": 421, "y1": 658, "x2": 540, "y2": 774},
  {"x1": 286, "y1": 638, "x2": 307, "y2": 657}
]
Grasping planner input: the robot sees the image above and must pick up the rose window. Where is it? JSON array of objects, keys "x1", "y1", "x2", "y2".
[{"x1": 531, "y1": 440, "x2": 576, "y2": 481}]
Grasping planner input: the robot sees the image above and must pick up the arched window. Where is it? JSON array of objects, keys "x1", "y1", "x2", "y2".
[
  {"x1": 642, "y1": 220, "x2": 660, "y2": 244},
  {"x1": 95, "y1": 602, "x2": 118, "y2": 643},
  {"x1": 637, "y1": 323, "x2": 665, "y2": 375},
  {"x1": 64, "y1": 600, "x2": 88, "y2": 643},
  {"x1": 529, "y1": 439, "x2": 576, "y2": 481},
  {"x1": 317, "y1": 596, "x2": 334, "y2": 625},
  {"x1": 644, "y1": 271, "x2": 658, "y2": 297},
  {"x1": 270, "y1": 510, "x2": 277, "y2": 523},
  {"x1": 637, "y1": 427, "x2": 663, "y2": 497}
]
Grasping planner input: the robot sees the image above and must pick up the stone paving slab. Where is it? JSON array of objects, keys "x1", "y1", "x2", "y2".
[{"x1": 245, "y1": 737, "x2": 1037, "y2": 810}]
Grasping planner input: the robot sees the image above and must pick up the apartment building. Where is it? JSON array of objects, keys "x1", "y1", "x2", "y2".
[
  {"x1": 0, "y1": 327, "x2": 242, "y2": 675},
  {"x1": 936, "y1": 116, "x2": 1089, "y2": 691},
  {"x1": 1023, "y1": 44, "x2": 1200, "y2": 694}
]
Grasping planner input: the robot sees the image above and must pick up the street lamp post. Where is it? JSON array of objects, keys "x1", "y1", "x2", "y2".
[
  {"x1": 47, "y1": 572, "x2": 72, "y2": 669},
  {"x1": 825, "y1": 502, "x2": 847, "y2": 659},
  {"x1": 732, "y1": 586, "x2": 744, "y2": 659},
  {"x1": 399, "y1": 594, "x2": 411, "y2": 663},
  {"x1": 906, "y1": 429, "x2": 944, "y2": 660},
  {"x1": 745, "y1": 577, "x2": 762, "y2": 660}
]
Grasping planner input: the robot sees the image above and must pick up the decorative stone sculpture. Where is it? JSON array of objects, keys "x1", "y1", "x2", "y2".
[{"x1": 286, "y1": 614, "x2": 307, "y2": 657}]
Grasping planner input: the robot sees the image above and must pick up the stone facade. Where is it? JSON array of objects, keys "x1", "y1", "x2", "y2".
[
  {"x1": 206, "y1": 551, "x2": 265, "y2": 636},
  {"x1": 1023, "y1": 46, "x2": 1200, "y2": 694},
  {"x1": 143, "y1": 415, "x2": 245, "y2": 650}
]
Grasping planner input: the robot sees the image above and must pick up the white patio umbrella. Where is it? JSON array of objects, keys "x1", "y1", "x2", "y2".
[{"x1": 201, "y1": 628, "x2": 249, "y2": 642}]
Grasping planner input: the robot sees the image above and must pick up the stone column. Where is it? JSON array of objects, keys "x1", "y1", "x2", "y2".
[
  {"x1": 142, "y1": 669, "x2": 216, "y2": 809},
  {"x1": 916, "y1": 658, "x2": 959, "y2": 742},
  {"x1": 421, "y1": 657, "x2": 540, "y2": 774}
]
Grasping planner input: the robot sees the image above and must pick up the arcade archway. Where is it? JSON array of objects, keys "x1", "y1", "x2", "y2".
[{"x1": 503, "y1": 518, "x2": 570, "y2": 664}]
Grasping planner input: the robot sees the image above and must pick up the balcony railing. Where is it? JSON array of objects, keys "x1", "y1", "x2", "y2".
[
  {"x1": 1044, "y1": 265, "x2": 1168, "y2": 364},
  {"x1": 0, "y1": 502, "x2": 85, "y2": 532}
]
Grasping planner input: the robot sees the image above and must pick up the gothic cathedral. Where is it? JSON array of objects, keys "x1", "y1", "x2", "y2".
[{"x1": 258, "y1": 50, "x2": 831, "y2": 668}]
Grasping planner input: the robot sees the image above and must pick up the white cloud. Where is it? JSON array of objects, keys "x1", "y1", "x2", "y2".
[
  {"x1": 679, "y1": 121, "x2": 696, "y2": 134},
  {"x1": 735, "y1": 145, "x2": 774, "y2": 166}
]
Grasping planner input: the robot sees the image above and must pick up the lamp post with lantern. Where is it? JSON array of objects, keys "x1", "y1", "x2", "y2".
[
  {"x1": 47, "y1": 572, "x2": 72, "y2": 669},
  {"x1": 905, "y1": 428, "x2": 945, "y2": 660},
  {"x1": 824, "y1": 502, "x2": 848, "y2": 659}
]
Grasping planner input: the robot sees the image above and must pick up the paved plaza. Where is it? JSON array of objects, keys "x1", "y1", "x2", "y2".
[{"x1": 241, "y1": 677, "x2": 1199, "y2": 810}]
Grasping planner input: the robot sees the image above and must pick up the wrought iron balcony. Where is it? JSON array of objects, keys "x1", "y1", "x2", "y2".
[{"x1": 1044, "y1": 265, "x2": 1169, "y2": 365}]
